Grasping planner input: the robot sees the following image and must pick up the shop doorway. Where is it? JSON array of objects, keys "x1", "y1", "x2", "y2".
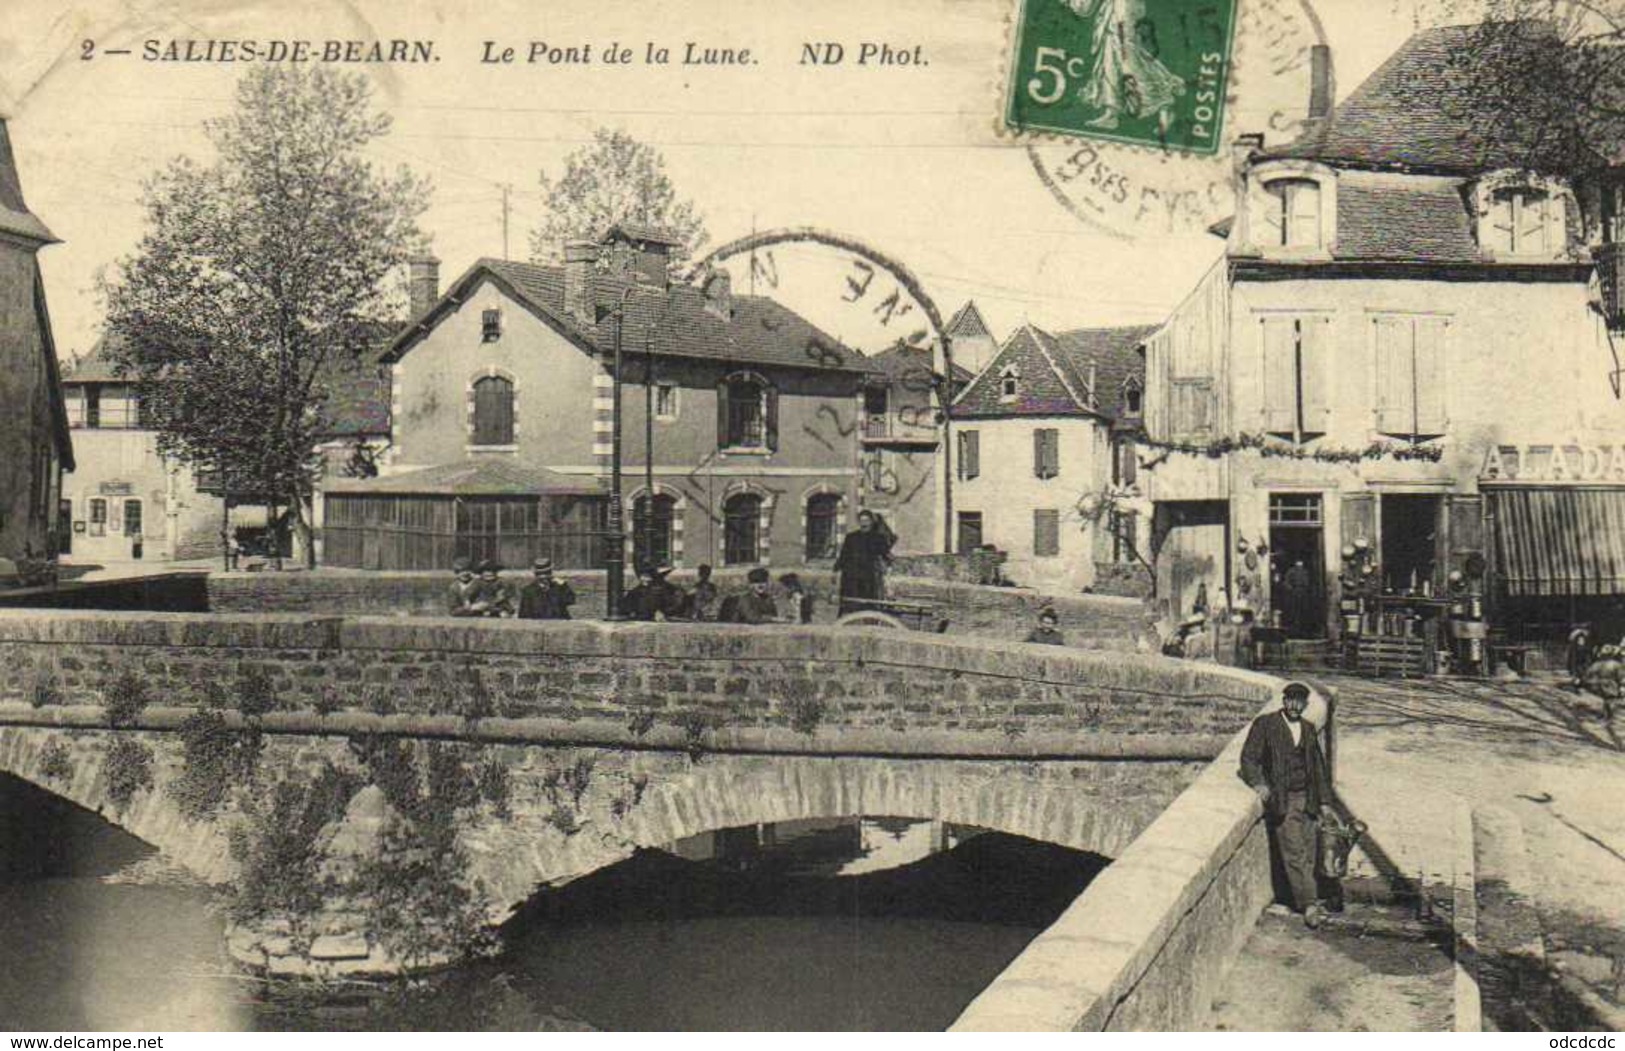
[
  {"x1": 1269, "y1": 493, "x2": 1325, "y2": 638},
  {"x1": 1379, "y1": 494, "x2": 1441, "y2": 595}
]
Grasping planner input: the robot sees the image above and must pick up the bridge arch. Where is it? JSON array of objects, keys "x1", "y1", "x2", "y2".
[
  {"x1": 0, "y1": 726, "x2": 233, "y2": 882},
  {"x1": 462, "y1": 750, "x2": 1197, "y2": 921}
]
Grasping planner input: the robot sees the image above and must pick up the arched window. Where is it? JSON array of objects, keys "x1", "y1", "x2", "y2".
[
  {"x1": 1262, "y1": 178, "x2": 1322, "y2": 249},
  {"x1": 805, "y1": 492, "x2": 841, "y2": 560},
  {"x1": 472, "y1": 375, "x2": 515, "y2": 446},
  {"x1": 724, "y1": 492, "x2": 763, "y2": 565},
  {"x1": 632, "y1": 492, "x2": 677, "y2": 569}
]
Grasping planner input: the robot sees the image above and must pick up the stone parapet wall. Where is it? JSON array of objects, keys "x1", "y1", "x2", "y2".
[
  {"x1": 952, "y1": 686, "x2": 1287, "y2": 1032},
  {"x1": 0, "y1": 610, "x2": 1267, "y2": 748}
]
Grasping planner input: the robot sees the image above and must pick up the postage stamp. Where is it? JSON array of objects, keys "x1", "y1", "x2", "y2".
[{"x1": 1003, "y1": 0, "x2": 1241, "y2": 154}]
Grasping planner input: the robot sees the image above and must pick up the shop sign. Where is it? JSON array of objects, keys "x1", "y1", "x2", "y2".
[
  {"x1": 1480, "y1": 442, "x2": 1625, "y2": 483},
  {"x1": 98, "y1": 481, "x2": 134, "y2": 495}
]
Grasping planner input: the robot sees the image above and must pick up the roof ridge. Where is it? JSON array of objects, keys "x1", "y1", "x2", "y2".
[{"x1": 1024, "y1": 323, "x2": 1092, "y2": 412}]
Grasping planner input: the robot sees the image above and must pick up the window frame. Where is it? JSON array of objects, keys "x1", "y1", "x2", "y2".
[
  {"x1": 1033, "y1": 508, "x2": 1061, "y2": 557},
  {"x1": 804, "y1": 491, "x2": 841, "y2": 561},
  {"x1": 723, "y1": 491, "x2": 764, "y2": 565},
  {"x1": 1475, "y1": 171, "x2": 1569, "y2": 260},
  {"x1": 481, "y1": 308, "x2": 503, "y2": 343},
  {"x1": 1033, "y1": 427, "x2": 1061, "y2": 480},
  {"x1": 719, "y1": 371, "x2": 775, "y2": 452},
  {"x1": 1258, "y1": 314, "x2": 1331, "y2": 444},
  {"x1": 1246, "y1": 161, "x2": 1337, "y2": 260},
  {"x1": 654, "y1": 382, "x2": 680, "y2": 421},
  {"x1": 999, "y1": 365, "x2": 1020, "y2": 402},
  {"x1": 958, "y1": 429, "x2": 980, "y2": 481},
  {"x1": 470, "y1": 373, "x2": 517, "y2": 447},
  {"x1": 1371, "y1": 313, "x2": 1450, "y2": 443}
]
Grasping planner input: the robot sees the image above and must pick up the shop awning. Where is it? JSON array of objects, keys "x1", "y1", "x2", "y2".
[{"x1": 1492, "y1": 488, "x2": 1625, "y2": 596}]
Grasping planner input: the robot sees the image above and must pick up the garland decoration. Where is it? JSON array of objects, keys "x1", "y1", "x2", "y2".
[{"x1": 1139, "y1": 431, "x2": 1445, "y2": 465}]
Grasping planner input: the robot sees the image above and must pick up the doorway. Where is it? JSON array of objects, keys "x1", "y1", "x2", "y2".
[
  {"x1": 1269, "y1": 493, "x2": 1325, "y2": 639},
  {"x1": 1379, "y1": 494, "x2": 1441, "y2": 595}
]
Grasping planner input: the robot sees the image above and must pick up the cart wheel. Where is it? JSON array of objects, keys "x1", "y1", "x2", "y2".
[{"x1": 836, "y1": 610, "x2": 907, "y2": 630}]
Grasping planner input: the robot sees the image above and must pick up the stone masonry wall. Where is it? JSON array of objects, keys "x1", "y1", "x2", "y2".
[{"x1": 0, "y1": 611, "x2": 1266, "y2": 749}]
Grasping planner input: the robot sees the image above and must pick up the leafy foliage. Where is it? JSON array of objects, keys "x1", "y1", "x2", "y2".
[
  {"x1": 38, "y1": 739, "x2": 73, "y2": 783},
  {"x1": 235, "y1": 665, "x2": 279, "y2": 719},
  {"x1": 1077, "y1": 484, "x2": 1157, "y2": 598},
  {"x1": 26, "y1": 658, "x2": 62, "y2": 709},
  {"x1": 104, "y1": 65, "x2": 428, "y2": 567},
  {"x1": 350, "y1": 818, "x2": 496, "y2": 972},
  {"x1": 169, "y1": 709, "x2": 264, "y2": 822},
  {"x1": 528, "y1": 127, "x2": 707, "y2": 264},
  {"x1": 103, "y1": 671, "x2": 151, "y2": 728},
  {"x1": 103, "y1": 738, "x2": 154, "y2": 811},
  {"x1": 227, "y1": 762, "x2": 361, "y2": 924},
  {"x1": 787, "y1": 696, "x2": 828, "y2": 736}
]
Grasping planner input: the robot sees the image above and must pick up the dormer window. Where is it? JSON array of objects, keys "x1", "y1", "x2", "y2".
[
  {"x1": 1263, "y1": 178, "x2": 1322, "y2": 249},
  {"x1": 999, "y1": 366, "x2": 1020, "y2": 400},
  {"x1": 1122, "y1": 377, "x2": 1143, "y2": 416},
  {"x1": 1474, "y1": 172, "x2": 1569, "y2": 259},
  {"x1": 1485, "y1": 187, "x2": 1551, "y2": 256}
]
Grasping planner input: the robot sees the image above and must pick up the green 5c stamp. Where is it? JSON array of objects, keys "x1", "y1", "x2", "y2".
[{"x1": 1005, "y1": 0, "x2": 1239, "y2": 154}]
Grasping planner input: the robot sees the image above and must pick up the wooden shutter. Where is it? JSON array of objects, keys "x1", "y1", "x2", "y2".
[
  {"x1": 1261, "y1": 317, "x2": 1297, "y2": 433},
  {"x1": 1373, "y1": 317, "x2": 1413, "y2": 435},
  {"x1": 1340, "y1": 492, "x2": 1376, "y2": 552},
  {"x1": 1046, "y1": 428, "x2": 1060, "y2": 478},
  {"x1": 960, "y1": 430, "x2": 980, "y2": 480},
  {"x1": 473, "y1": 376, "x2": 513, "y2": 445},
  {"x1": 1413, "y1": 318, "x2": 1448, "y2": 435},
  {"x1": 1033, "y1": 429, "x2": 1045, "y2": 478},
  {"x1": 1252, "y1": 180, "x2": 1285, "y2": 248},
  {"x1": 765, "y1": 384, "x2": 779, "y2": 452},
  {"x1": 1034, "y1": 509, "x2": 1060, "y2": 557},
  {"x1": 1300, "y1": 316, "x2": 1330, "y2": 433},
  {"x1": 1287, "y1": 181, "x2": 1321, "y2": 248},
  {"x1": 716, "y1": 377, "x2": 731, "y2": 446}
]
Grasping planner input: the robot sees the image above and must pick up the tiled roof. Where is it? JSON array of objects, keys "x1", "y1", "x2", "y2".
[
  {"x1": 865, "y1": 342, "x2": 973, "y2": 385},
  {"x1": 953, "y1": 323, "x2": 1154, "y2": 420},
  {"x1": 391, "y1": 257, "x2": 878, "y2": 376},
  {"x1": 325, "y1": 458, "x2": 600, "y2": 496},
  {"x1": 952, "y1": 326, "x2": 1090, "y2": 419},
  {"x1": 1333, "y1": 180, "x2": 1479, "y2": 262},
  {"x1": 945, "y1": 300, "x2": 992, "y2": 340},
  {"x1": 1052, "y1": 325, "x2": 1156, "y2": 420},
  {"x1": 1264, "y1": 22, "x2": 1583, "y2": 174},
  {"x1": 602, "y1": 221, "x2": 684, "y2": 247},
  {"x1": 0, "y1": 120, "x2": 54, "y2": 244},
  {"x1": 69, "y1": 329, "x2": 393, "y2": 438}
]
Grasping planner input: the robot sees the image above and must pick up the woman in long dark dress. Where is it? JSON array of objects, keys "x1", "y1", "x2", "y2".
[{"x1": 834, "y1": 510, "x2": 895, "y2": 616}]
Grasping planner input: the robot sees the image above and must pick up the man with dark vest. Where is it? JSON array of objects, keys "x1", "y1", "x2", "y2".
[
  {"x1": 518, "y1": 557, "x2": 576, "y2": 620},
  {"x1": 1239, "y1": 680, "x2": 1335, "y2": 928}
]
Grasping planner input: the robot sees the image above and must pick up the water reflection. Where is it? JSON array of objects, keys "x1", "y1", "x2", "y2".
[{"x1": 2, "y1": 773, "x2": 1108, "y2": 1032}]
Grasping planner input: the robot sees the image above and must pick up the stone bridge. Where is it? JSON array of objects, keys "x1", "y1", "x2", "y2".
[{"x1": 0, "y1": 610, "x2": 1286, "y2": 1024}]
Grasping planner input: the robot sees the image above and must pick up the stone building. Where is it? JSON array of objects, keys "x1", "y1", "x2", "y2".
[
  {"x1": 1141, "y1": 29, "x2": 1625, "y2": 665},
  {"x1": 0, "y1": 118, "x2": 74, "y2": 564},
  {"x1": 950, "y1": 322, "x2": 1153, "y2": 593},
  {"x1": 60, "y1": 336, "x2": 390, "y2": 565},
  {"x1": 331, "y1": 225, "x2": 880, "y2": 571}
]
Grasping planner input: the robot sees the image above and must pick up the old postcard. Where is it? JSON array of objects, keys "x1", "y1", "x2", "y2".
[{"x1": 0, "y1": 0, "x2": 1622, "y2": 1035}]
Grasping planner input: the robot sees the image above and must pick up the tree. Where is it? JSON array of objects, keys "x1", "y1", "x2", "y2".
[
  {"x1": 528, "y1": 128, "x2": 707, "y2": 264},
  {"x1": 1077, "y1": 483, "x2": 1157, "y2": 597},
  {"x1": 1409, "y1": 0, "x2": 1625, "y2": 175},
  {"x1": 105, "y1": 66, "x2": 428, "y2": 567}
]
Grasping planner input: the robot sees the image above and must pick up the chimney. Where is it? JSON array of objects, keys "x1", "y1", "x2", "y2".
[
  {"x1": 1230, "y1": 133, "x2": 1266, "y2": 254},
  {"x1": 407, "y1": 254, "x2": 440, "y2": 319},
  {"x1": 1307, "y1": 45, "x2": 1334, "y2": 123},
  {"x1": 702, "y1": 267, "x2": 733, "y2": 320},
  {"x1": 563, "y1": 240, "x2": 598, "y2": 326}
]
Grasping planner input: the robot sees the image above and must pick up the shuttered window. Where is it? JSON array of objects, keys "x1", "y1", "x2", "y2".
[
  {"x1": 1374, "y1": 316, "x2": 1448, "y2": 439},
  {"x1": 472, "y1": 375, "x2": 514, "y2": 445},
  {"x1": 1261, "y1": 178, "x2": 1322, "y2": 248},
  {"x1": 1486, "y1": 188, "x2": 1551, "y2": 255},
  {"x1": 1260, "y1": 316, "x2": 1329, "y2": 441},
  {"x1": 958, "y1": 430, "x2": 980, "y2": 480},
  {"x1": 1034, "y1": 509, "x2": 1060, "y2": 557},
  {"x1": 1033, "y1": 428, "x2": 1060, "y2": 479}
]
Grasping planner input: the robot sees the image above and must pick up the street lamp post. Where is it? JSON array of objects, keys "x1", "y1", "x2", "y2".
[{"x1": 606, "y1": 283, "x2": 668, "y2": 620}]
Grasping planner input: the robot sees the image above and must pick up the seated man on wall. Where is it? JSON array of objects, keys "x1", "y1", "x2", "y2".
[
  {"x1": 518, "y1": 557, "x2": 576, "y2": 620},
  {"x1": 1239, "y1": 680, "x2": 1336, "y2": 928},
  {"x1": 468, "y1": 560, "x2": 517, "y2": 618},
  {"x1": 624, "y1": 564, "x2": 681, "y2": 622},
  {"x1": 733, "y1": 566, "x2": 779, "y2": 624}
]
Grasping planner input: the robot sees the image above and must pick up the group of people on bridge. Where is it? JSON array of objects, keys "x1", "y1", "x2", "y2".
[{"x1": 444, "y1": 509, "x2": 899, "y2": 626}]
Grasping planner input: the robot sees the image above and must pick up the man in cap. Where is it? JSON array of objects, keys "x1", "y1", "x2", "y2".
[
  {"x1": 518, "y1": 557, "x2": 576, "y2": 620},
  {"x1": 1239, "y1": 680, "x2": 1335, "y2": 928},
  {"x1": 447, "y1": 557, "x2": 480, "y2": 617},
  {"x1": 1024, "y1": 606, "x2": 1066, "y2": 646},
  {"x1": 736, "y1": 566, "x2": 779, "y2": 625}
]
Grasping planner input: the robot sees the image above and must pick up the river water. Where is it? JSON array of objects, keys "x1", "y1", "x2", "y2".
[{"x1": 0, "y1": 776, "x2": 1105, "y2": 1031}]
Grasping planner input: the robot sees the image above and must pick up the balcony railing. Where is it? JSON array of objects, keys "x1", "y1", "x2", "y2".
[
  {"x1": 863, "y1": 415, "x2": 890, "y2": 439},
  {"x1": 1596, "y1": 241, "x2": 1625, "y2": 332}
]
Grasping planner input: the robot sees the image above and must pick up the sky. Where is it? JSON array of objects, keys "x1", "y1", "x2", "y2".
[{"x1": 0, "y1": 0, "x2": 1479, "y2": 363}]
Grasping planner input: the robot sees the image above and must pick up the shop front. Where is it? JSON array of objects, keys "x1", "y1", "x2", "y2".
[{"x1": 1481, "y1": 442, "x2": 1625, "y2": 669}]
